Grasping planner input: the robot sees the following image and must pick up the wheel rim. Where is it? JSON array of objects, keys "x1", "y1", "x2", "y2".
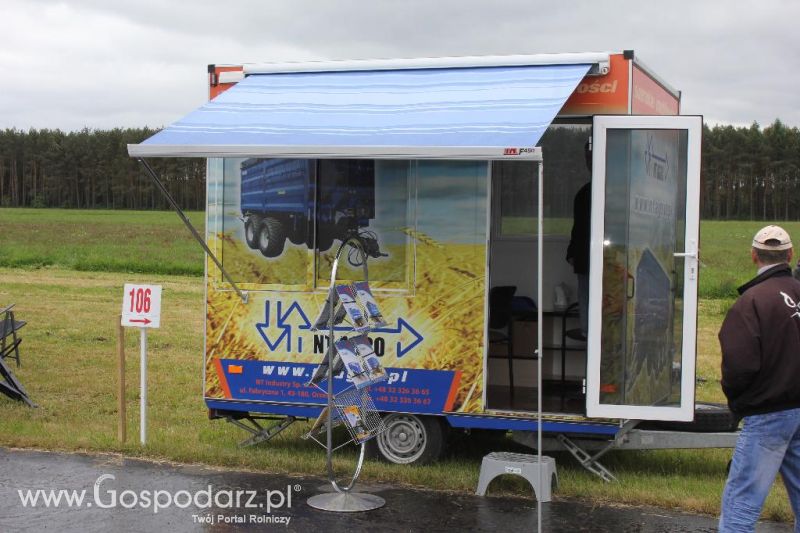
[
  {"x1": 376, "y1": 414, "x2": 427, "y2": 464},
  {"x1": 245, "y1": 222, "x2": 255, "y2": 243}
]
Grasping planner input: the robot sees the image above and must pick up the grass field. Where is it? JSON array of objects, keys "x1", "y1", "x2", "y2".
[
  {"x1": 2, "y1": 208, "x2": 796, "y2": 300},
  {"x1": 0, "y1": 209, "x2": 204, "y2": 275},
  {"x1": 0, "y1": 208, "x2": 795, "y2": 522},
  {"x1": 700, "y1": 220, "x2": 800, "y2": 298}
]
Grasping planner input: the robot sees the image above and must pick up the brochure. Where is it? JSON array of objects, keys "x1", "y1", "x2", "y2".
[
  {"x1": 342, "y1": 405, "x2": 370, "y2": 443},
  {"x1": 352, "y1": 334, "x2": 387, "y2": 384},
  {"x1": 334, "y1": 338, "x2": 371, "y2": 389},
  {"x1": 335, "y1": 285, "x2": 369, "y2": 332},
  {"x1": 354, "y1": 281, "x2": 387, "y2": 328},
  {"x1": 313, "y1": 282, "x2": 387, "y2": 333},
  {"x1": 311, "y1": 287, "x2": 347, "y2": 331}
]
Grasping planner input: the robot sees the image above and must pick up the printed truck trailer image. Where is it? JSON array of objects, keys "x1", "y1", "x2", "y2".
[{"x1": 240, "y1": 158, "x2": 379, "y2": 257}]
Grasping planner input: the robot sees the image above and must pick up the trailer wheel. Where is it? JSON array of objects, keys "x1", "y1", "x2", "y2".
[
  {"x1": 366, "y1": 414, "x2": 446, "y2": 465},
  {"x1": 244, "y1": 217, "x2": 261, "y2": 249},
  {"x1": 639, "y1": 402, "x2": 741, "y2": 433},
  {"x1": 258, "y1": 217, "x2": 286, "y2": 258}
]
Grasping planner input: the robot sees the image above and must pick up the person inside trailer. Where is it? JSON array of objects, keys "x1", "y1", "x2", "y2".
[{"x1": 565, "y1": 139, "x2": 593, "y2": 340}]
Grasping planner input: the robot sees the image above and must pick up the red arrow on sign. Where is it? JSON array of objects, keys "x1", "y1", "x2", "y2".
[{"x1": 129, "y1": 318, "x2": 152, "y2": 325}]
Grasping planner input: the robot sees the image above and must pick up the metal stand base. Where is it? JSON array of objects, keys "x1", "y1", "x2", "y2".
[{"x1": 307, "y1": 492, "x2": 385, "y2": 512}]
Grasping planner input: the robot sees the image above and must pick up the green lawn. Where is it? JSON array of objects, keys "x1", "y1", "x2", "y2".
[
  {"x1": 699, "y1": 220, "x2": 800, "y2": 298},
  {"x1": 0, "y1": 208, "x2": 204, "y2": 275},
  {"x1": 2, "y1": 208, "x2": 790, "y2": 301}
]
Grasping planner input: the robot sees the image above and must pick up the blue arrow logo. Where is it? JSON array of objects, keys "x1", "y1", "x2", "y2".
[
  {"x1": 255, "y1": 301, "x2": 312, "y2": 351},
  {"x1": 255, "y1": 301, "x2": 423, "y2": 358},
  {"x1": 373, "y1": 318, "x2": 424, "y2": 358},
  {"x1": 306, "y1": 317, "x2": 423, "y2": 357}
]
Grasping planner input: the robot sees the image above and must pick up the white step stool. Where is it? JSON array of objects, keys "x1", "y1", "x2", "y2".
[{"x1": 476, "y1": 452, "x2": 557, "y2": 502}]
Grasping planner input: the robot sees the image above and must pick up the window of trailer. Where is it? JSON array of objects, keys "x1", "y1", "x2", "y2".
[{"x1": 207, "y1": 158, "x2": 417, "y2": 292}]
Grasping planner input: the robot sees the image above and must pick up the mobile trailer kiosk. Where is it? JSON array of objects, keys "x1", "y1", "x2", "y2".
[{"x1": 129, "y1": 51, "x2": 736, "y2": 476}]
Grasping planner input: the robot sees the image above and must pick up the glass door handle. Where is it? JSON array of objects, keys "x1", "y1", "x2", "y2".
[
  {"x1": 674, "y1": 243, "x2": 699, "y2": 280},
  {"x1": 674, "y1": 241, "x2": 698, "y2": 260}
]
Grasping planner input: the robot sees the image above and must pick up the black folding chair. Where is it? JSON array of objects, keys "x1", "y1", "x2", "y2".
[
  {"x1": 0, "y1": 304, "x2": 35, "y2": 407},
  {"x1": 1, "y1": 304, "x2": 26, "y2": 367},
  {"x1": 488, "y1": 286, "x2": 517, "y2": 396}
]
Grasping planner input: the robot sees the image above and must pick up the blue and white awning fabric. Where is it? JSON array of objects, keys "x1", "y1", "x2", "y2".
[{"x1": 128, "y1": 62, "x2": 591, "y2": 160}]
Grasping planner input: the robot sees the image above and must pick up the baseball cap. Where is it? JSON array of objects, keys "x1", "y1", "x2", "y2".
[{"x1": 752, "y1": 225, "x2": 793, "y2": 250}]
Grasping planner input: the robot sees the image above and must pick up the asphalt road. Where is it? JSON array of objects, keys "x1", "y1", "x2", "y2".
[{"x1": 0, "y1": 448, "x2": 791, "y2": 532}]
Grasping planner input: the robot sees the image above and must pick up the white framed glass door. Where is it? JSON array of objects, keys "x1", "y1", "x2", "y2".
[{"x1": 586, "y1": 115, "x2": 701, "y2": 421}]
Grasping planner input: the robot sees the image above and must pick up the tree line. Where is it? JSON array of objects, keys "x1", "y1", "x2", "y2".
[
  {"x1": 702, "y1": 120, "x2": 800, "y2": 220},
  {"x1": 0, "y1": 128, "x2": 205, "y2": 210},
  {"x1": 1, "y1": 122, "x2": 798, "y2": 219}
]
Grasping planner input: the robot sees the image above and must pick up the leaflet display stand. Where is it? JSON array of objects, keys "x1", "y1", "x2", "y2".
[{"x1": 306, "y1": 237, "x2": 388, "y2": 512}]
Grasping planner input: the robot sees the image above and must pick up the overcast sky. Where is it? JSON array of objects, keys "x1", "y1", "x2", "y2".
[{"x1": 1, "y1": 0, "x2": 797, "y2": 132}]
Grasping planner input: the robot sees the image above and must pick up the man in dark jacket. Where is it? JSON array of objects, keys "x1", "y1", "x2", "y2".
[
  {"x1": 718, "y1": 225, "x2": 800, "y2": 532},
  {"x1": 565, "y1": 140, "x2": 592, "y2": 338}
]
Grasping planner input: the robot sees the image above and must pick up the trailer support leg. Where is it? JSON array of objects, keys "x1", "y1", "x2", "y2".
[
  {"x1": 225, "y1": 415, "x2": 297, "y2": 447},
  {"x1": 555, "y1": 420, "x2": 638, "y2": 482},
  {"x1": 557, "y1": 434, "x2": 617, "y2": 482}
]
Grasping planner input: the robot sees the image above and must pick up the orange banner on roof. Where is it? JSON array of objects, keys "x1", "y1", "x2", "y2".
[
  {"x1": 631, "y1": 65, "x2": 679, "y2": 115},
  {"x1": 560, "y1": 54, "x2": 629, "y2": 116}
]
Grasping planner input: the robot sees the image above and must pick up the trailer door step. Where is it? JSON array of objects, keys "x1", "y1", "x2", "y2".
[{"x1": 225, "y1": 415, "x2": 298, "y2": 447}]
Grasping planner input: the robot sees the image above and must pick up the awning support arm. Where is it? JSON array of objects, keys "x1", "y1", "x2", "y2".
[{"x1": 137, "y1": 158, "x2": 248, "y2": 304}]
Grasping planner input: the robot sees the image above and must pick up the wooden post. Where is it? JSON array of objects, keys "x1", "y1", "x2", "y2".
[{"x1": 117, "y1": 315, "x2": 126, "y2": 443}]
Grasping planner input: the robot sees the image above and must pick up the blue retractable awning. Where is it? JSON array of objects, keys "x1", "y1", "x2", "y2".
[{"x1": 128, "y1": 61, "x2": 591, "y2": 160}]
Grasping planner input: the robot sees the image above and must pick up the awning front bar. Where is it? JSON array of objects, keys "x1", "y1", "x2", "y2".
[
  {"x1": 128, "y1": 145, "x2": 544, "y2": 161},
  {"x1": 242, "y1": 52, "x2": 611, "y2": 76}
]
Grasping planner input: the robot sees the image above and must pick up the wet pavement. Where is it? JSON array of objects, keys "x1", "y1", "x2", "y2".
[{"x1": 0, "y1": 448, "x2": 792, "y2": 532}]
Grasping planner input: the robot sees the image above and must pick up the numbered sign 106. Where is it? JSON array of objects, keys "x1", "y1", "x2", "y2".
[
  {"x1": 128, "y1": 286, "x2": 152, "y2": 313},
  {"x1": 121, "y1": 284, "x2": 162, "y2": 328}
]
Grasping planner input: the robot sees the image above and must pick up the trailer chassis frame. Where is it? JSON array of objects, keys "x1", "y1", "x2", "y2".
[{"x1": 513, "y1": 423, "x2": 739, "y2": 482}]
